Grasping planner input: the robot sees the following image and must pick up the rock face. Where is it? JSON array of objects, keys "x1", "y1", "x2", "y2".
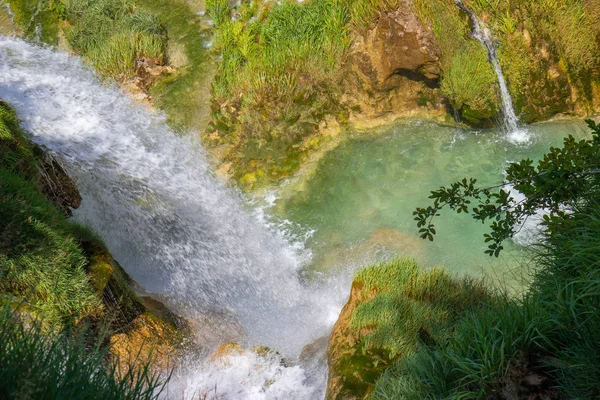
[
  {"x1": 343, "y1": 1, "x2": 445, "y2": 121},
  {"x1": 36, "y1": 149, "x2": 82, "y2": 215},
  {"x1": 326, "y1": 281, "x2": 392, "y2": 400},
  {"x1": 82, "y1": 240, "x2": 188, "y2": 374}
]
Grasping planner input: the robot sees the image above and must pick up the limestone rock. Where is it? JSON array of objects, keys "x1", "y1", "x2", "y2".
[
  {"x1": 326, "y1": 281, "x2": 385, "y2": 400},
  {"x1": 343, "y1": 1, "x2": 444, "y2": 121}
]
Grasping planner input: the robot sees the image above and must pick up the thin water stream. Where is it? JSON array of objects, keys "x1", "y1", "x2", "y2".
[{"x1": 455, "y1": 0, "x2": 528, "y2": 144}]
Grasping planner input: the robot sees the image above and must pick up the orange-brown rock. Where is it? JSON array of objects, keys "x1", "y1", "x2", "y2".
[
  {"x1": 326, "y1": 281, "x2": 391, "y2": 400},
  {"x1": 110, "y1": 312, "x2": 181, "y2": 375},
  {"x1": 343, "y1": 1, "x2": 445, "y2": 122}
]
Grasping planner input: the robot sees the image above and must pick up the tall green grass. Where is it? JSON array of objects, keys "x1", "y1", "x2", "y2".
[
  {"x1": 66, "y1": 0, "x2": 167, "y2": 77},
  {"x1": 351, "y1": 260, "x2": 494, "y2": 358},
  {"x1": 463, "y1": 0, "x2": 600, "y2": 120},
  {"x1": 0, "y1": 102, "x2": 103, "y2": 326},
  {"x1": 207, "y1": 0, "x2": 405, "y2": 186},
  {"x1": 0, "y1": 300, "x2": 164, "y2": 399}
]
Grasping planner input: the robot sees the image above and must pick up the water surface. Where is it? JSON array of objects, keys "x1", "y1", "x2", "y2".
[{"x1": 274, "y1": 120, "x2": 590, "y2": 287}]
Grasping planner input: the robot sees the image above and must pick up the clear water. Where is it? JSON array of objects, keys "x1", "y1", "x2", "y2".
[{"x1": 273, "y1": 120, "x2": 590, "y2": 289}]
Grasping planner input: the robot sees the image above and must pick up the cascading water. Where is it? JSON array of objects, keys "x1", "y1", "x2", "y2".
[
  {"x1": 455, "y1": 0, "x2": 529, "y2": 144},
  {"x1": 0, "y1": 36, "x2": 346, "y2": 399}
]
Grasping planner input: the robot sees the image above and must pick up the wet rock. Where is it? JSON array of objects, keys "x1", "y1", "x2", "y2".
[
  {"x1": 299, "y1": 336, "x2": 330, "y2": 395},
  {"x1": 36, "y1": 149, "x2": 82, "y2": 215},
  {"x1": 110, "y1": 312, "x2": 182, "y2": 374}
]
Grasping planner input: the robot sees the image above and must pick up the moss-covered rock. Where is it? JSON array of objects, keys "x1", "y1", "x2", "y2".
[{"x1": 326, "y1": 259, "x2": 495, "y2": 400}]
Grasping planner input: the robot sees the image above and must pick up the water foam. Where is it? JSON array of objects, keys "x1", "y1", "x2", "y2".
[{"x1": 0, "y1": 36, "x2": 345, "y2": 397}]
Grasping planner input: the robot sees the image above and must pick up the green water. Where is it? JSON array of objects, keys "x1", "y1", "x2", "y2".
[{"x1": 273, "y1": 120, "x2": 591, "y2": 286}]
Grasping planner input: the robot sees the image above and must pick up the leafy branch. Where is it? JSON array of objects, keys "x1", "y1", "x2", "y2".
[{"x1": 414, "y1": 120, "x2": 600, "y2": 256}]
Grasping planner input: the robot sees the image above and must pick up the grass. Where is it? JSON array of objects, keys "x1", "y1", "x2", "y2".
[
  {"x1": 0, "y1": 300, "x2": 164, "y2": 400},
  {"x1": 139, "y1": 0, "x2": 214, "y2": 132},
  {"x1": 0, "y1": 101, "x2": 102, "y2": 326},
  {"x1": 368, "y1": 125, "x2": 600, "y2": 399},
  {"x1": 65, "y1": 0, "x2": 167, "y2": 78},
  {"x1": 205, "y1": 0, "x2": 410, "y2": 187},
  {"x1": 351, "y1": 259, "x2": 494, "y2": 358},
  {"x1": 462, "y1": 0, "x2": 600, "y2": 120},
  {"x1": 0, "y1": 101, "x2": 172, "y2": 398},
  {"x1": 413, "y1": 0, "x2": 500, "y2": 124},
  {"x1": 3, "y1": 0, "x2": 61, "y2": 44},
  {"x1": 330, "y1": 258, "x2": 495, "y2": 398},
  {"x1": 0, "y1": 169, "x2": 103, "y2": 325},
  {"x1": 372, "y1": 203, "x2": 600, "y2": 399}
]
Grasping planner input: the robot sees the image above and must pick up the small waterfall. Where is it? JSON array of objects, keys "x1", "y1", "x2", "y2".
[
  {"x1": 455, "y1": 0, "x2": 529, "y2": 143},
  {"x1": 0, "y1": 36, "x2": 345, "y2": 399}
]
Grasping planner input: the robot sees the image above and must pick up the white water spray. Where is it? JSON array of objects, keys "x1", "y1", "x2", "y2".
[
  {"x1": 455, "y1": 0, "x2": 529, "y2": 144},
  {"x1": 0, "y1": 36, "x2": 345, "y2": 398}
]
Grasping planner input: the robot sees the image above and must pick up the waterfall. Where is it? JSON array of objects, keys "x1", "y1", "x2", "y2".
[
  {"x1": 455, "y1": 0, "x2": 529, "y2": 144},
  {"x1": 0, "y1": 36, "x2": 344, "y2": 398}
]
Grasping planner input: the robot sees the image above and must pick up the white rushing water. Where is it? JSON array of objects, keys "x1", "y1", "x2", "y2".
[
  {"x1": 0, "y1": 36, "x2": 346, "y2": 399},
  {"x1": 455, "y1": 0, "x2": 529, "y2": 144}
]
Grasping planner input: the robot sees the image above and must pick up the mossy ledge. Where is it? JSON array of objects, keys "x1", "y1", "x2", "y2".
[{"x1": 5, "y1": 0, "x2": 599, "y2": 191}]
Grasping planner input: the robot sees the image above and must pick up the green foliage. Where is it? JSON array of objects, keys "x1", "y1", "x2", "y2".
[
  {"x1": 136, "y1": 0, "x2": 213, "y2": 132},
  {"x1": 414, "y1": 120, "x2": 600, "y2": 256},
  {"x1": 0, "y1": 104, "x2": 102, "y2": 325},
  {"x1": 375, "y1": 200, "x2": 600, "y2": 399},
  {"x1": 0, "y1": 169, "x2": 103, "y2": 325},
  {"x1": 440, "y1": 42, "x2": 498, "y2": 124},
  {"x1": 332, "y1": 259, "x2": 495, "y2": 398},
  {"x1": 352, "y1": 260, "x2": 494, "y2": 358},
  {"x1": 372, "y1": 299, "x2": 552, "y2": 399},
  {"x1": 413, "y1": 0, "x2": 500, "y2": 124},
  {"x1": 0, "y1": 102, "x2": 40, "y2": 182},
  {"x1": 532, "y1": 203, "x2": 600, "y2": 398},
  {"x1": 66, "y1": 0, "x2": 166, "y2": 77},
  {"x1": 3, "y1": 0, "x2": 61, "y2": 43},
  {"x1": 0, "y1": 301, "x2": 164, "y2": 399},
  {"x1": 465, "y1": 0, "x2": 600, "y2": 119},
  {"x1": 372, "y1": 121, "x2": 600, "y2": 398},
  {"x1": 206, "y1": 0, "x2": 230, "y2": 27}
]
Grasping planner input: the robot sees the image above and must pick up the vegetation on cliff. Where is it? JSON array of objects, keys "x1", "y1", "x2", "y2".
[
  {"x1": 0, "y1": 101, "x2": 176, "y2": 397},
  {"x1": 327, "y1": 259, "x2": 495, "y2": 399},
  {"x1": 373, "y1": 203, "x2": 600, "y2": 399},
  {"x1": 0, "y1": 301, "x2": 163, "y2": 399},
  {"x1": 205, "y1": 0, "x2": 385, "y2": 186},
  {"x1": 5, "y1": 0, "x2": 599, "y2": 189},
  {"x1": 206, "y1": 0, "x2": 600, "y2": 188}
]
